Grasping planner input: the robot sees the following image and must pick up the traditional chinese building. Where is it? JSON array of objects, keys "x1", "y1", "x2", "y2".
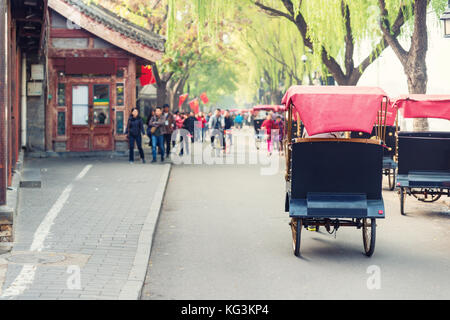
[
  {"x1": 46, "y1": 0, "x2": 164, "y2": 153},
  {"x1": 0, "y1": 0, "x2": 164, "y2": 205}
]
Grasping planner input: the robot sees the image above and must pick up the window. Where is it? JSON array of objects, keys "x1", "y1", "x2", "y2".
[
  {"x1": 57, "y1": 111, "x2": 66, "y2": 135},
  {"x1": 57, "y1": 83, "x2": 66, "y2": 106},
  {"x1": 72, "y1": 85, "x2": 89, "y2": 125},
  {"x1": 116, "y1": 111, "x2": 124, "y2": 134},
  {"x1": 116, "y1": 83, "x2": 124, "y2": 106},
  {"x1": 93, "y1": 84, "x2": 110, "y2": 125}
]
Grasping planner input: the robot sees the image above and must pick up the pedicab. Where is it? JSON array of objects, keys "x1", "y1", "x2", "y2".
[
  {"x1": 351, "y1": 100, "x2": 399, "y2": 190},
  {"x1": 282, "y1": 86, "x2": 389, "y2": 257},
  {"x1": 392, "y1": 95, "x2": 450, "y2": 215},
  {"x1": 251, "y1": 105, "x2": 281, "y2": 149}
]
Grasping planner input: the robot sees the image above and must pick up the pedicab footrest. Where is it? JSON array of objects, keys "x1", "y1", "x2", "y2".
[
  {"x1": 399, "y1": 171, "x2": 450, "y2": 188},
  {"x1": 382, "y1": 157, "x2": 397, "y2": 170},
  {"x1": 306, "y1": 193, "x2": 367, "y2": 217}
]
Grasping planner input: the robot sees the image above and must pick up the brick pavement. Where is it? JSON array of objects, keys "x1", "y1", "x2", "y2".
[{"x1": 0, "y1": 157, "x2": 170, "y2": 300}]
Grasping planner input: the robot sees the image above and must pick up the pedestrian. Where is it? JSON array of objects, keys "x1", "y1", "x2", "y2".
[
  {"x1": 196, "y1": 112, "x2": 207, "y2": 142},
  {"x1": 273, "y1": 115, "x2": 285, "y2": 155},
  {"x1": 261, "y1": 113, "x2": 275, "y2": 156},
  {"x1": 209, "y1": 108, "x2": 225, "y2": 151},
  {"x1": 148, "y1": 107, "x2": 166, "y2": 163},
  {"x1": 146, "y1": 108, "x2": 155, "y2": 147},
  {"x1": 175, "y1": 111, "x2": 185, "y2": 129},
  {"x1": 234, "y1": 113, "x2": 243, "y2": 130},
  {"x1": 224, "y1": 110, "x2": 234, "y2": 151},
  {"x1": 184, "y1": 111, "x2": 196, "y2": 143},
  {"x1": 125, "y1": 108, "x2": 146, "y2": 164},
  {"x1": 162, "y1": 104, "x2": 175, "y2": 158}
]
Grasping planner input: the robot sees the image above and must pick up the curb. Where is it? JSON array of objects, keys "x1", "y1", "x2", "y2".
[
  {"x1": 118, "y1": 163, "x2": 171, "y2": 300},
  {"x1": 0, "y1": 152, "x2": 24, "y2": 246}
]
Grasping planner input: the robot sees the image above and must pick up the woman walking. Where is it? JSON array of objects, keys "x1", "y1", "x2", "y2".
[
  {"x1": 125, "y1": 108, "x2": 146, "y2": 163},
  {"x1": 148, "y1": 107, "x2": 166, "y2": 163},
  {"x1": 261, "y1": 113, "x2": 275, "y2": 156}
]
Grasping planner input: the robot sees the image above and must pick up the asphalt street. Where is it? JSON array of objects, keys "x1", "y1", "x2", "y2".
[{"x1": 142, "y1": 129, "x2": 450, "y2": 300}]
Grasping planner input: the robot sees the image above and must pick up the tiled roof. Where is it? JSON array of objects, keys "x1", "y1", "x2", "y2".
[{"x1": 63, "y1": 0, "x2": 165, "y2": 52}]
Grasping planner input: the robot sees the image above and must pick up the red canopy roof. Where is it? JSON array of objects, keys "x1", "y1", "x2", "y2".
[
  {"x1": 378, "y1": 100, "x2": 397, "y2": 126},
  {"x1": 392, "y1": 95, "x2": 450, "y2": 121},
  {"x1": 281, "y1": 86, "x2": 387, "y2": 136}
]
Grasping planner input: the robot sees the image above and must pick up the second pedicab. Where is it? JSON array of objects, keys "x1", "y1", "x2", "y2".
[
  {"x1": 282, "y1": 86, "x2": 389, "y2": 257},
  {"x1": 392, "y1": 95, "x2": 450, "y2": 215},
  {"x1": 351, "y1": 101, "x2": 399, "y2": 190},
  {"x1": 251, "y1": 105, "x2": 282, "y2": 149}
]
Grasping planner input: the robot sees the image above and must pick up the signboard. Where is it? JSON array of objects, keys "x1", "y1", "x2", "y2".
[
  {"x1": 27, "y1": 82, "x2": 43, "y2": 96},
  {"x1": 31, "y1": 64, "x2": 44, "y2": 80}
]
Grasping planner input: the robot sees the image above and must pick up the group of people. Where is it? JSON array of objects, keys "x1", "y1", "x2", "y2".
[
  {"x1": 125, "y1": 105, "x2": 252, "y2": 163},
  {"x1": 258, "y1": 112, "x2": 286, "y2": 156}
]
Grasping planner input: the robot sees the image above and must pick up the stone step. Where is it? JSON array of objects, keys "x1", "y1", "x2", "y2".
[{"x1": 20, "y1": 168, "x2": 42, "y2": 188}]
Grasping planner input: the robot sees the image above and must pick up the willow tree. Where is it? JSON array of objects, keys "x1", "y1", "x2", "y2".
[
  {"x1": 249, "y1": 0, "x2": 411, "y2": 86},
  {"x1": 378, "y1": 0, "x2": 448, "y2": 131},
  {"x1": 239, "y1": 7, "x2": 313, "y2": 103},
  {"x1": 102, "y1": 0, "x2": 228, "y2": 108}
]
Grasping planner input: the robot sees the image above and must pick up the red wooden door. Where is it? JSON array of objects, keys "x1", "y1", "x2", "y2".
[{"x1": 69, "y1": 83, "x2": 113, "y2": 152}]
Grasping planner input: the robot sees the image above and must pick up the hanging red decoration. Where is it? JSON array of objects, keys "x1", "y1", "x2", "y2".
[
  {"x1": 179, "y1": 93, "x2": 189, "y2": 107},
  {"x1": 200, "y1": 92, "x2": 209, "y2": 104},
  {"x1": 140, "y1": 65, "x2": 156, "y2": 86},
  {"x1": 189, "y1": 98, "x2": 200, "y2": 114}
]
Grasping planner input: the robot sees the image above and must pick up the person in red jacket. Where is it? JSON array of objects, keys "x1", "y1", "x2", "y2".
[
  {"x1": 273, "y1": 115, "x2": 285, "y2": 155},
  {"x1": 261, "y1": 113, "x2": 275, "y2": 156},
  {"x1": 196, "y1": 112, "x2": 207, "y2": 142}
]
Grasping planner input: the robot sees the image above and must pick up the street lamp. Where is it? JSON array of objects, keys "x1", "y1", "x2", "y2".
[{"x1": 441, "y1": 0, "x2": 450, "y2": 38}]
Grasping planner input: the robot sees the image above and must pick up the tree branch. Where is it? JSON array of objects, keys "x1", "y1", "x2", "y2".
[
  {"x1": 378, "y1": 0, "x2": 408, "y2": 65},
  {"x1": 341, "y1": 0, "x2": 354, "y2": 75},
  {"x1": 353, "y1": 2, "x2": 407, "y2": 82},
  {"x1": 254, "y1": 1, "x2": 295, "y2": 22}
]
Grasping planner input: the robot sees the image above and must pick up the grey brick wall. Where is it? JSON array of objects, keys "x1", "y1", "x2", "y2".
[{"x1": 26, "y1": 53, "x2": 46, "y2": 152}]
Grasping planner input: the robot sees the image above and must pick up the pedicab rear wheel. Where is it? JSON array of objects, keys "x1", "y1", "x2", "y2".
[
  {"x1": 291, "y1": 218, "x2": 302, "y2": 257},
  {"x1": 362, "y1": 218, "x2": 376, "y2": 257},
  {"x1": 399, "y1": 187, "x2": 406, "y2": 215},
  {"x1": 388, "y1": 168, "x2": 396, "y2": 191}
]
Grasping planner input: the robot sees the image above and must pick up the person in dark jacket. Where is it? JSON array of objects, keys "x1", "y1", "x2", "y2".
[
  {"x1": 125, "y1": 108, "x2": 146, "y2": 163},
  {"x1": 148, "y1": 107, "x2": 166, "y2": 163},
  {"x1": 179, "y1": 112, "x2": 195, "y2": 156},
  {"x1": 183, "y1": 112, "x2": 196, "y2": 142},
  {"x1": 162, "y1": 104, "x2": 175, "y2": 158},
  {"x1": 224, "y1": 110, "x2": 234, "y2": 150}
]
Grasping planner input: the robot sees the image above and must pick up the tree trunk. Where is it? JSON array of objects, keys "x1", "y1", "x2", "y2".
[
  {"x1": 405, "y1": 0, "x2": 429, "y2": 132},
  {"x1": 406, "y1": 60, "x2": 429, "y2": 131},
  {"x1": 378, "y1": 0, "x2": 430, "y2": 132},
  {"x1": 156, "y1": 82, "x2": 169, "y2": 107}
]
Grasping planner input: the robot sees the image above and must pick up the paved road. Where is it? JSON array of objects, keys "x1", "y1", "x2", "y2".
[
  {"x1": 142, "y1": 129, "x2": 450, "y2": 300},
  {"x1": 0, "y1": 157, "x2": 169, "y2": 300}
]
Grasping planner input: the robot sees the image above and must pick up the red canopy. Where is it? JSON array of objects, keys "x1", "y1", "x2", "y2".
[
  {"x1": 281, "y1": 86, "x2": 387, "y2": 136},
  {"x1": 377, "y1": 100, "x2": 397, "y2": 126},
  {"x1": 392, "y1": 95, "x2": 450, "y2": 121}
]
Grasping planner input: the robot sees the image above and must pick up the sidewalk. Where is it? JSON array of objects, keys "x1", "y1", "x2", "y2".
[{"x1": 0, "y1": 157, "x2": 170, "y2": 300}]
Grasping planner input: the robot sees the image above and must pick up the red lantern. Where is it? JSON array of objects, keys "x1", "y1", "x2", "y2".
[{"x1": 140, "y1": 65, "x2": 156, "y2": 86}]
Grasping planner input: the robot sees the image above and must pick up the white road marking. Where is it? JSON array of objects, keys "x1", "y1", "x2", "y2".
[
  {"x1": 0, "y1": 164, "x2": 92, "y2": 299},
  {"x1": 75, "y1": 164, "x2": 92, "y2": 181},
  {"x1": 0, "y1": 265, "x2": 37, "y2": 298}
]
